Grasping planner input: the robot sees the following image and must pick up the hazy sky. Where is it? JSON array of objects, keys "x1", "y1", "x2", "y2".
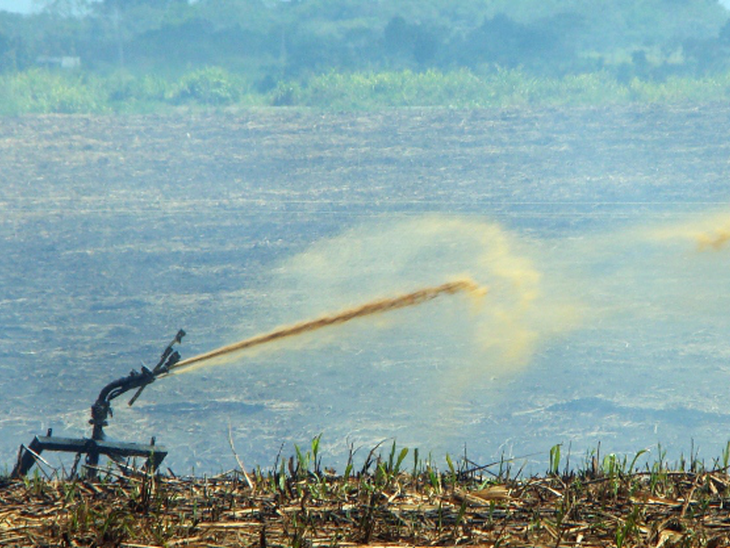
[
  {"x1": 0, "y1": 0, "x2": 34, "y2": 12},
  {"x1": 3, "y1": 0, "x2": 730, "y2": 14}
]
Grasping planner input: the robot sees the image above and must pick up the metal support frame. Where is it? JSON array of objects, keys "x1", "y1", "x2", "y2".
[{"x1": 12, "y1": 430, "x2": 167, "y2": 478}]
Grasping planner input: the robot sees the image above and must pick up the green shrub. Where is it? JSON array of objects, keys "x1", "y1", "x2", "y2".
[
  {"x1": 275, "y1": 67, "x2": 730, "y2": 110},
  {"x1": 274, "y1": 68, "x2": 626, "y2": 109},
  {"x1": 106, "y1": 72, "x2": 169, "y2": 104},
  {"x1": 628, "y1": 72, "x2": 730, "y2": 103},
  {"x1": 169, "y1": 66, "x2": 242, "y2": 105},
  {"x1": 271, "y1": 80, "x2": 302, "y2": 106},
  {"x1": 287, "y1": 69, "x2": 493, "y2": 109},
  {"x1": 537, "y1": 72, "x2": 631, "y2": 105},
  {"x1": 2, "y1": 66, "x2": 730, "y2": 115},
  {"x1": 0, "y1": 69, "x2": 106, "y2": 114}
]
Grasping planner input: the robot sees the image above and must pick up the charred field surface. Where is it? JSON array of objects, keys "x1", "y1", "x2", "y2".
[
  {"x1": 4, "y1": 459, "x2": 730, "y2": 547},
  {"x1": 3, "y1": 105, "x2": 730, "y2": 546}
]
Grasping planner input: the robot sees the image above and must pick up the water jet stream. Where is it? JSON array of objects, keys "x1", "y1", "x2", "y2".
[{"x1": 164, "y1": 278, "x2": 486, "y2": 376}]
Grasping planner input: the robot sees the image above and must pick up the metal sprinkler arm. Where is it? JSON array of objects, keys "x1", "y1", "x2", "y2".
[
  {"x1": 89, "y1": 365, "x2": 156, "y2": 441},
  {"x1": 90, "y1": 329, "x2": 186, "y2": 441},
  {"x1": 128, "y1": 329, "x2": 185, "y2": 406}
]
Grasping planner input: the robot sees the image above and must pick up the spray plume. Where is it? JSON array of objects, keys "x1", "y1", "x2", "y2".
[
  {"x1": 645, "y1": 212, "x2": 730, "y2": 252},
  {"x1": 696, "y1": 226, "x2": 730, "y2": 251},
  {"x1": 165, "y1": 278, "x2": 486, "y2": 375}
]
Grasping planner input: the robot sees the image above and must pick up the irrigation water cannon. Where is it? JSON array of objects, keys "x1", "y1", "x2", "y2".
[{"x1": 12, "y1": 330, "x2": 186, "y2": 479}]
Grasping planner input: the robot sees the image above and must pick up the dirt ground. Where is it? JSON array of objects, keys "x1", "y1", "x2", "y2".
[
  {"x1": 3, "y1": 463, "x2": 730, "y2": 547},
  {"x1": 3, "y1": 106, "x2": 729, "y2": 206}
]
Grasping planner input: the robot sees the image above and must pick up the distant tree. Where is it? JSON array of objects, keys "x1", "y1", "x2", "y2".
[
  {"x1": 631, "y1": 50, "x2": 649, "y2": 74},
  {"x1": 11, "y1": 0, "x2": 730, "y2": 80},
  {"x1": 37, "y1": 0, "x2": 91, "y2": 18},
  {"x1": 719, "y1": 19, "x2": 730, "y2": 45},
  {"x1": 0, "y1": 32, "x2": 17, "y2": 71},
  {"x1": 384, "y1": 16, "x2": 410, "y2": 53},
  {"x1": 384, "y1": 15, "x2": 440, "y2": 67},
  {"x1": 413, "y1": 29, "x2": 438, "y2": 65},
  {"x1": 453, "y1": 14, "x2": 563, "y2": 71},
  {"x1": 80, "y1": 0, "x2": 194, "y2": 67},
  {"x1": 682, "y1": 36, "x2": 730, "y2": 75},
  {"x1": 194, "y1": 0, "x2": 280, "y2": 32},
  {"x1": 0, "y1": 12, "x2": 34, "y2": 70},
  {"x1": 94, "y1": 0, "x2": 188, "y2": 7}
]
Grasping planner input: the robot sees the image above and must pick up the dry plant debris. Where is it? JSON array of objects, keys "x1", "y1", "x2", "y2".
[{"x1": 3, "y1": 454, "x2": 730, "y2": 548}]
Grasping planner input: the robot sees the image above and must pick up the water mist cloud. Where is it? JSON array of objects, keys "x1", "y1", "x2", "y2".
[
  {"x1": 272, "y1": 215, "x2": 583, "y2": 375},
  {"x1": 172, "y1": 208, "x2": 730, "y2": 464}
]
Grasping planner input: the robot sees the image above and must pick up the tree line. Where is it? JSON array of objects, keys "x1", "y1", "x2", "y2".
[{"x1": 1, "y1": 0, "x2": 730, "y2": 92}]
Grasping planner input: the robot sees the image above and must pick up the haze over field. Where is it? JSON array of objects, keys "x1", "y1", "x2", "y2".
[{"x1": 2, "y1": 105, "x2": 730, "y2": 475}]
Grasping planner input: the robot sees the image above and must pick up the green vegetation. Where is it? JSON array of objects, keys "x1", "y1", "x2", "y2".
[
  {"x1": 3, "y1": 65, "x2": 730, "y2": 114},
  {"x1": 6, "y1": 439, "x2": 730, "y2": 546},
  {"x1": 0, "y1": 0, "x2": 729, "y2": 113}
]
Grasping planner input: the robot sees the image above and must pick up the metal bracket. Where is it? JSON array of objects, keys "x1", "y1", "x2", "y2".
[{"x1": 12, "y1": 429, "x2": 166, "y2": 479}]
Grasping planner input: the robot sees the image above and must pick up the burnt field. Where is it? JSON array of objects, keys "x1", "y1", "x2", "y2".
[
  {"x1": 5, "y1": 463, "x2": 730, "y2": 547},
  {"x1": 1, "y1": 104, "x2": 730, "y2": 481}
]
